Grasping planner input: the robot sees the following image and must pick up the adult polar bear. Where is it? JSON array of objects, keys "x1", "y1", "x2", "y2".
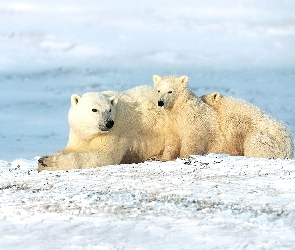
[{"x1": 38, "y1": 86, "x2": 178, "y2": 171}]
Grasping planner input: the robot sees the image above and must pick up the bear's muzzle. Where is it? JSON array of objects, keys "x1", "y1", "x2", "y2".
[
  {"x1": 99, "y1": 119, "x2": 114, "y2": 132},
  {"x1": 158, "y1": 100, "x2": 164, "y2": 107}
]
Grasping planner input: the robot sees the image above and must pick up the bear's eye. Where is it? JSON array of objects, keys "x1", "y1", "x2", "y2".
[
  {"x1": 92, "y1": 109, "x2": 98, "y2": 112},
  {"x1": 109, "y1": 108, "x2": 111, "y2": 112},
  {"x1": 157, "y1": 90, "x2": 160, "y2": 93},
  {"x1": 168, "y1": 91, "x2": 173, "y2": 94}
]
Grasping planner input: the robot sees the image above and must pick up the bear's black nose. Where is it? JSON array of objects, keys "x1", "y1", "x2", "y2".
[
  {"x1": 106, "y1": 119, "x2": 114, "y2": 129},
  {"x1": 158, "y1": 100, "x2": 164, "y2": 107}
]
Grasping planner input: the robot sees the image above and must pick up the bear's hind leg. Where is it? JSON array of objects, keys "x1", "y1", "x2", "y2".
[{"x1": 244, "y1": 132, "x2": 279, "y2": 158}]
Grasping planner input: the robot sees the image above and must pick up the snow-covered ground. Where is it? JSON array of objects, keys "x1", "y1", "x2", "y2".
[
  {"x1": 1, "y1": 155, "x2": 295, "y2": 249},
  {"x1": 1, "y1": 1, "x2": 295, "y2": 249}
]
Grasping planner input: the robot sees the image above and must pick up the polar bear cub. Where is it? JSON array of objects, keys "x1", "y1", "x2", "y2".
[
  {"x1": 153, "y1": 75, "x2": 224, "y2": 158},
  {"x1": 201, "y1": 92, "x2": 294, "y2": 159}
]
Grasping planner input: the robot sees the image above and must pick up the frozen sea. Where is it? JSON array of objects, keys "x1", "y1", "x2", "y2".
[{"x1": 1, "y1": 1, "x2": 295, "y2": 249}]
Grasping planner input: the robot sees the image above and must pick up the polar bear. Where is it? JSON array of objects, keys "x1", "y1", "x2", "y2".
[
  {"x1": 153, "y1": 75, "x2": 224, "y2": 158},
  {"x1": 201, "y1": 92, "x2": 294, "y2": 159},
  {"x1": 38, "y1": 86, "x2": 179, "y2": 171}
]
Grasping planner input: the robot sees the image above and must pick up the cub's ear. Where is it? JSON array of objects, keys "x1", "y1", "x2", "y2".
[
  {"x1": 109, "y1": 96, "x2": 118, "y2": 107},
  {"x1": 179, "y1": 76, "x2": 189, "y2": 87},
  {"x1": 211, "y1": 92, "x2": 222, "y2": 102},
  {"x1": 153, "y1": 75, "x2": 161, "y2": 85},
  {"x1": 71, "y1": 94, "x2": 81, "y2": 106}
]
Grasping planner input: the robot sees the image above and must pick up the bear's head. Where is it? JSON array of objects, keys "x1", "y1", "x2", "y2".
[
  {"x1": 68, "y1": 92, "x2": 118, "y2": 138},
  {"x1": 201, "y1": 92, "x2": 223, "y2": 108},
  {"x1": 153, "y1": 75, "x2": 189, "y2": 109}
]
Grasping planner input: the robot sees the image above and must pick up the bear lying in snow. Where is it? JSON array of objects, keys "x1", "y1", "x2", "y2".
[
  {"x1": 153, "y1": 75, "x2": 224, "y2": 158},
  {"x1": 201, "y1": 92, "x2": 294, "y2": 159},
  {"x1": 38, "y1": 86, "x2": 179, "y2": 171}
]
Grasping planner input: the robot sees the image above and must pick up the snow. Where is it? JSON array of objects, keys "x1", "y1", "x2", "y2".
[
  {"x1": 2, "y1": 155, "x2": 295, "y2": 249},
  {"x1": 1, "y1": 1, "x2": 295, "y2": 249}
]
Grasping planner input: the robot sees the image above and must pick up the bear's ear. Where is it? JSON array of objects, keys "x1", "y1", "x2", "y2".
[
  {"x1": 211, "y1": 92, "x2": 222, "y2": 103},
  {"x1": 179, "y1": 76, "x2": 189, "y2": 87},
  {"x1": 153, "y1": 75, "x2": 161, "y2": 85},
  {"x1": 71, "y1": 94, "x2": 81, "y2": 106},
  {"x1": 109, "y1": 96, "x2": 118, "y2": 107}
]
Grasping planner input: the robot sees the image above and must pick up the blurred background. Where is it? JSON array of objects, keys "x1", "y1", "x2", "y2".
[{"x1": 0, "y1": 0, "x2": 295, "y2": 161}]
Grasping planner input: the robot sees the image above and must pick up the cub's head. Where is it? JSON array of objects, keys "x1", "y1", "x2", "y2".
[
  {"x1": 68, "y1": 92, "x2": 118, "y2": 138},
  {"x1": 153, "y1": 75, "x2": 188, "y2": 109},
  {"x1": 201, "y1": 92, "x2": 223, "y2": 108}
]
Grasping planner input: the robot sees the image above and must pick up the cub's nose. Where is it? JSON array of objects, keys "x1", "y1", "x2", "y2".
[
  {"x1": 158, "y1": 100, "x2": 164, "y2": 107},
  {"x1": 106, "y1": 119, "x2": 114, "y2": 129}
]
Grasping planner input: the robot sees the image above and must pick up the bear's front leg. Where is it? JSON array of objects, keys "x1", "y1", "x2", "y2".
[
  {"x1": 161, "y1": 129, "x2": 180, "y2": 161},
  {"x1": 38, "y1": 150, "x2": 125, "y2": 171},
  {"x1": 162, "y1": 145, "x2": 180, "y2": 161},
  {"x1": 179, "y1": 138, "x2": 207, "y2": 158},
  {"x1": 38, "y1": 152, "x2": 79, "y2": 171}
]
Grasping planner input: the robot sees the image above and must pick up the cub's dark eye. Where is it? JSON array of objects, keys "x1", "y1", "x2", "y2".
[
  {"x1": 92, "y1": 109, "x2": 98, "y2": 112},
  {"x1": 168, "y1": 91, "x2": 173, "y2": 94},
  {"x1": 109, "y1": 109, "x2": 111, "y2": 112},
  {"x1": 157, "y1": 90, "x2": 160, "y2": 93}
]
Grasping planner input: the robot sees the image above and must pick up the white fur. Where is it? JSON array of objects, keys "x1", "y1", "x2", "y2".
[
  {"x1": 202, "y1": 92, "x2": 294, "y2": 159},
  {"x1": 153, "y1": 75, "x2": 224, "y2": 158},
  {"x1": 38, "y1": 86, "x2": 178, "y2": 171}
]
